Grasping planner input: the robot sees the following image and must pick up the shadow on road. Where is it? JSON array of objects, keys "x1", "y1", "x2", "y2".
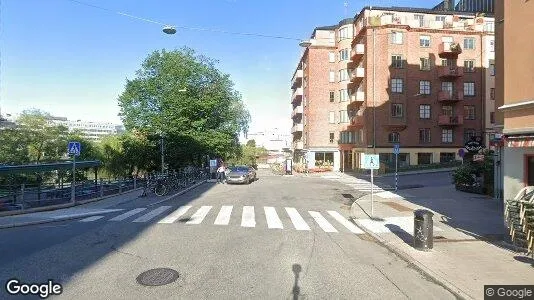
[
  {"x1": 292, "y1": 263, "x2": 302, "y2": 300},
  {"x1": 385, "y1": 224, "x2": 413, "y2": 245}
]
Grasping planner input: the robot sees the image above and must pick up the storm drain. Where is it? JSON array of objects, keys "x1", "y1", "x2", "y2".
[{"x1": 136, "y1": 268, "x2": 179, "y2": 286}]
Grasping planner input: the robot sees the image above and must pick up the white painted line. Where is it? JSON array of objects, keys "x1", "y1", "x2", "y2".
[
  {"x1": 214, "y1": 206, "x2": 233, "y2": 225},
  {"x1": 158, "y1": 206, "x2": 192, "y2": 224},
  {"x1": 264, "y1": 206, "x2": 283, "y2": 229},
  {"x1": 328, "y1": 211, "x2": 364, "y2": 234},
  {"x1": 49, "y1": 209, "x2": 124, "y2": 219},
  {"x1": 241, "y1": 206, "x2": 256, "y2": 227},
  {"x1": 110, "y1": 208, "x2": 147, "y2": 221},
  {"x1": 309, "y1": 211, "x2": 338, "y2": 233},
  {"x1": 132, "y1": 206, "x2": 172, "y2": 223},
  {"x1": 285, "y1": 207, "x2": 310, "y2": 231},
  {"x1": 186, "y1": 206, "x2": 212, "y2": 224},
  {"x1": 79, "y1": 215, "x2": 104, "y2": 222}
]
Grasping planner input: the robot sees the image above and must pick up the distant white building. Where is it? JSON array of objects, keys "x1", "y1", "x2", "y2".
[
  {"x1": 246, "y1": 127, "x2": 291, "y2": 152},
  {"x1": 47, "y1": 116, "x2": 125, "y2": 141}
]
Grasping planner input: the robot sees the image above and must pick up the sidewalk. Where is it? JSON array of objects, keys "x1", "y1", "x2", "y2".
[
  {"x1": 350, "y1": 185, "x2": 534, "y2": 300},
  {"x1": 0, "y1": 180, "x2": 206, "y2": 229}
]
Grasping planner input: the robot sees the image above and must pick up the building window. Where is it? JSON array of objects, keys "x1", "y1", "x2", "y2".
[
  {"x1": 419, "y1": 104, "x2": 431, "y2": 119},
  {"x1": 464, "y1": 82, "x2": 475, "y2": 96},
  {"x1": 442, "y1": 105, "x2": 453, "y2": 116},
  {"x1": 339, "y1": 110, "x2": 349, "y2": 123},
  {"x1": 391, "y1": 55, "x2": 404, "y2": 68},
  {"x1": 391, "y1": 78, "x2": 403, "y2": 93},
  {"x1": 339, "y1": 89, "x2": 349, "y2": 102},
  {"x1": 442, "y1": 81, "x2": 454, "y2": 94},
  {"x1": 464, "y1": 106, "x2": 475, "y2": 119},
  {"x1": 414, "y1": 14, "x2": 425, "y2": 27},
  {"x1": 464, "y1": 129, "x2": 476, "y2": 143},
  {"x1": 418, "y1": 153, "x2": 433, "y2": 165},
  {"x1": 490, "y1": 112, "x2": 495, "y2": 124},
  {"x1": 338, "y1": 27, "x2": 351, "y2": 41},
  {"x1": 420, "y1": 81, "x2": 431, "y2": 95},
  {"x1": 391, "y1": 103, "x2": 403, "y2": 117},
  {"x1": 490, "y1": 63, "x2": 495, "y2": 76},
  {"x1": 419, "y1": 128, "x2": 431, "y2": 143},
  {"x1": 339, "y1": 69, "x2": 349, "y2": 82},
  {"x1": 420, "y1": 57, "x2": 430, "y2": 70},
  {"x1": 464, "y1": 37, "x2": 475, "y2": 50},
  {"x1": 489, "y1": 39, "x2": 495, "y2": 52},
  {"x1": 339, "y1": 49, "x2": 350, "y2": 61},
  {"x1": 420, "y1": 35, "x2": 430, "y2": 47},
  {"x1": 464, "y1": 60, "x2": 475, "y2": 72},
  {"x1": 329, "y1": 52, "x2": 335, "y2": 63},
  {"x1": 329, "y1": 111, "x2": 335, "y2": 123},
  {"x1": 391, "y1": 31, "x2": 403, "y2": 44},
  {"x1": 490, "y1": 88, "x2": 495, "y2": 100},
  {"x1": 329, "y1": 91, "x2": 335, "y2": 102},
  {"x1": 440, "y1": 153, "x2": 456, "y2": 163},
  {"x1": 388, "y1": 132, "x2": 400, "y2": 143},
  {"x1": 435, "y1": 16, "x2": 445, "y2": 22},
  {"x1": 329, "y1": 132, "x2": 335, "y2": 143},
  {"x1": 441, "y1": 129, "x2": 453, "y2": 143},
  {"x1": 329, "y1": 71, "x2": 335, "y2": 82}
]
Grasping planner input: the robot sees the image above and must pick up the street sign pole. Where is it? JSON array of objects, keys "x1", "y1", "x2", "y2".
[
  {"x1": 395, "y1": 153, "x2": 398, "y2": 192},
  {"x1": 71, "y1": 153, "x2": 76, "y2": 203},
  {"x1": 371, "y1": 168, "x2": 374, "y2": 217}
]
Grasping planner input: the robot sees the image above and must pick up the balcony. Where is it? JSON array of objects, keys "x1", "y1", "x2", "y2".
[
  {"x1": 350, "y1": 67, "x2": 365, "y2": 83},
  {"x1": 382, "y1": 116, "x2": 407, "y2": 131},
  {"x1": 438, "y1": 90, "x2": 464, "y2": 102},
  {"x1": 438, "y1": 115, "x2": 464, "y2": 126},
  {"x1": 291, "y1": 123, "x2": 304, "y2": 134},
  {"x1": 438, "y1": 42, "x2": 462, "y2": 58},
  {"x1": 438, "y1": 66, "x2": 464, "y2": 78},
  {"x1": 291, "y1": 69, "x2": 303, "y2": 89},
  {"x1": 291, "y1": 105, "x2": 303, "y2": 118},
  {"x1": 347, "y1": 91, "x2": 365, "y2": 109},
  {"x1": 293, "y1": 141, "x2": 304, "y2": 150},
  {"x1": 291, "y1": 87, "x2": 303, "y2": 104},
  {"x1": 351, "y1": 44, "x2": 364, "y2": 61},
  {"x1": 347, "y1": 115, "x2": 365, "y2": 129}
]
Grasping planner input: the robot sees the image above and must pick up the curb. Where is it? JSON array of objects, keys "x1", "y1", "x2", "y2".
[
  {"x1": 147, "y1": 180, "x2": 207, "y2": 207},
  {"x1": 350, "y1": 217, "x2": 472, "y2": 300}
]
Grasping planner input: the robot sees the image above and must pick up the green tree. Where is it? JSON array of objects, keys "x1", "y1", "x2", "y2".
[
  {"x1": 0, "y1": 128, "x2": 30, "y2": 164},
  {"x1": 246, "y1": 139, "x2": 256, "y2": 147},
  {"x1": 117, "y1": 48, "x2": 250, "y2": 165}
]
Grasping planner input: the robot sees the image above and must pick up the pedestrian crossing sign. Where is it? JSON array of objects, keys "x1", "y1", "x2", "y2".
[
  {"x1": 362, "y1": 154, "x2": 379, "y2": 170},
  {"x1": 68, "y1": 141, "x2": 81, "y2": 156}
]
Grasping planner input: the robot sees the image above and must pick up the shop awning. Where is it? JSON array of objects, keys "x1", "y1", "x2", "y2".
[{"x1": 506, "y1": 135, "x2": 534, "y2": 148}]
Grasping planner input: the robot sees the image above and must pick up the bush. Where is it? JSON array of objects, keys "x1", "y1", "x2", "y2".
[{"x1": 452, "y1": 164, "x2": 477, "y2": 185}]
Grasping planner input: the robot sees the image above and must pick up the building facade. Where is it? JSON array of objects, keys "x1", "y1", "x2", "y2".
[
  {"x1": 495, "y1": 0, "x2": 534, "y2": 201},
  {"x1": 246, "y1": 127, "x2": 291, "y2": 152},
  {"x1": 47, "y1": 117, "x2": 125, "y2": 141}
]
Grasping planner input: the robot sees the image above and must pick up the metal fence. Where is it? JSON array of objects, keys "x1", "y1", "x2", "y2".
[{"x1": 0, "y1": 166, "x2": 209, "y2": 212}]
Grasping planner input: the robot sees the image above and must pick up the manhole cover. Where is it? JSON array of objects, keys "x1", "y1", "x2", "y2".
[{"x1": 136, "y1": 268, "x2": 179, "y2": 286}]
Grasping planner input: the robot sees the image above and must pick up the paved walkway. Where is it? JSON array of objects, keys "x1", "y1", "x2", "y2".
[{"x1": 350, "y1": 184, "x2": 534, "y2": 300}]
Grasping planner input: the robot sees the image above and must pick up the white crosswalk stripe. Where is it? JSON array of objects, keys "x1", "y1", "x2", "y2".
[
  {"x1": 133, "y1": 206, "x2": 172, "y2": 223},
  {"x1": 309, "y1": 211, "x2": 337, "y2": 233},
  {"x1": 214, "y1": 205, "x2": 233, "y2": 225},
  {"x1": 80, "y1": 215, "x2": 104, "y2": 222},
  {"x1": 241, "y1": 206, "x2": 256, "y2": 227},
  {"x1": 264, "y1": 206, "x2": 283, "y2": 229},
  {"x1": 327, "y1": 211, "x2": 364, "y2": 234},
  {"x1": 158, "y1": 206, "x2": 192, "y2": 224},
  {"x1": 186, "y1": 206, "x2": 212, "y2": 224},
  {"x1": 285, "y1": 207, "x2": 310, "y2": 231},
  {"x1": 110, "y1": 208, "x2": 147, "y2": 221}
]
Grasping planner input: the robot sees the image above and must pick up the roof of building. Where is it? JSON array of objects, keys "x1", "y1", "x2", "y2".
[
  {"x1": 354, "y1": 5, "x2": 494, "y2": 20},
  {"x1": 310, "y1": 17, "x2": 355, "y2": 38}
]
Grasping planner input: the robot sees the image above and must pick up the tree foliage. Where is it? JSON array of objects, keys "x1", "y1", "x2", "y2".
[{"x1": 118, "y1": 47, "x2": 250, "y2": 162}]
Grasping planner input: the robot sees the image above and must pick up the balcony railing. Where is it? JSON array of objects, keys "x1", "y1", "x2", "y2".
[
  {"x1": 438, "y1": 66, "x2": 464, "y2": 78},
  {"x1": 350, "y1": 67, "x2": 365, "y2": 81},
  {"x1": 291, "y1": 69, "x2": 303, "y2": 89},
  {"x1": 348, "y1": 115, "x2": 365, "y2": 129},
  {"x1": 291, "y1": 87, "x2": 303, "y2": 104},
  {"x1": 351, "y1": 44, "x2": 364, "y2": 59},
  {"x1": 291, "y1": 123, "x2": 304, "y2": 133},
  {"x1": 438, "y1": 90, "x2": 464, "y2": 102},
  {"x1": 293, "y1": 141, "x2": 304, "y2": 150},
  {"x1": 438, "y1": 115, "x2": 464, "y2": 126},
  {"x1": 291, "y1": 105, "x2": 303, "y2": 118}
]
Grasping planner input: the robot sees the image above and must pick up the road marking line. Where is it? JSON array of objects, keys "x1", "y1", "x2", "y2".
[
  {"x1": 214, "y1": 206, "x2": 233, "y2": 225},
  {"x1": 110, "y1": 208, "x2": 147, "y2": 221},
  {"x1": 309, "y1": 211, "x2": 338, "y2": 233},
  {"x1": 264, "y1": 206, "x2": 283, "y2": 229},
  {"x1": 132, "y1": 206, "x2": 172, "y2": 223},
  {"x1": 285, "y1": 207, "x2": 310, "y2": 230},
  {"x1": 241, "y1": 206, "x2": 256, "y2": 227},
  {"x1": 79, "y1": 215, "x2": 104, "y2": 222},
  {"x1": 158, "y1": 206, "x2": 192, "y2": 224},
  {"x1": 186, "y1": 206, "x2": 212, "y2": 224},
  {"x1": 327, "y1": 211, "x2": 364, "y2": 234}
]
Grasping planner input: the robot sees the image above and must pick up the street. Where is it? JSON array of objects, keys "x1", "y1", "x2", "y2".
[{"x1": 0, "y1": 170, "x2": 455, "y2": 299}]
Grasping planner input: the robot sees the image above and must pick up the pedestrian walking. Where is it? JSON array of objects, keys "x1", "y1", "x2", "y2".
[{"x1": 217, "y1": 164, "x2": 225, "y2": 184}]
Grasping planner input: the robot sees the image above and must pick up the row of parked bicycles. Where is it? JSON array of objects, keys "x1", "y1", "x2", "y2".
[{"x1": 141, "y1": 168, "x2": 209, "y2": 197}]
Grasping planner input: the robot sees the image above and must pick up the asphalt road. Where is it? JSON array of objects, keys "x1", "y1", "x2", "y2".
[
  {"x1": 0, "y1": 170, "x2": 455, "y2": 299},
  {"x1": 357, "y1": 170, "x2": 454, "y2": 190}
]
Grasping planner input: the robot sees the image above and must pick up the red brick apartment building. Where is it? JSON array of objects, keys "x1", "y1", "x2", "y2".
[{"x1": 291, "y1": 5, "x2": 495, "y2": 172}]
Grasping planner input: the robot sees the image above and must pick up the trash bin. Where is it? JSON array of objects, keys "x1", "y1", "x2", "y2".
[{"x1": 413, "y1": 209, "x2": 434, "y2": 251}]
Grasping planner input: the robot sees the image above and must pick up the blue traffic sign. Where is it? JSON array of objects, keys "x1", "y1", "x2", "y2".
[
  {"x1": 393, "y1": 144, "x2": 400, "y2": 155},
  {"x1": 68, "y1": 141, "x2": 81, "y2": 156},
  {"x1": 362, "y1": 154, "x2": 380, "y2": 170}
]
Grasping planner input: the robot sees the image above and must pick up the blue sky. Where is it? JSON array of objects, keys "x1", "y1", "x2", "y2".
[{"x1": 0, "y1": 0, "x2": 431, "y2": 134}]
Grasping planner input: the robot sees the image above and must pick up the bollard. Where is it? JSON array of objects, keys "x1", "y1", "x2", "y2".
[
  {"x1": 100, "y1": 179, "x2": 104, "y2": 197},
  {"x1": 413, "y1": 209, "x2": 434, "y2": 251},
  {"x1": 133, "y1": 176, "x2": 137, "y2": 189},
  {"x1": 119, "y1": 179, "x2": 123, "y2": 193}
]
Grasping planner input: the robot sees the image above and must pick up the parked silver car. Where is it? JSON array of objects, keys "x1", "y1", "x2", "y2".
[{"x1": 225, "y1": 165, "x2": 257, "y2": 184}]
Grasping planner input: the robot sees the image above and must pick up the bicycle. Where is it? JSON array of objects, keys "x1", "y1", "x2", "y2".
[{"x1": 142, "y1": 173, "x2": 168, "y2": 197}]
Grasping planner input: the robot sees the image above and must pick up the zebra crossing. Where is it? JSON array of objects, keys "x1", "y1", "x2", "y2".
[
  {"x1": 322, "y1": 175, "x2": 395, "y2": 193},
  {"x1": 78, "y1": 204, "x2": 364, "y2": 234}
]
